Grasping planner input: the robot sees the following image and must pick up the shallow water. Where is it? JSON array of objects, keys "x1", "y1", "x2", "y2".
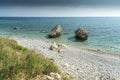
[{"x1": 0, "y1": 17, "x2": 120, "y2": 53}]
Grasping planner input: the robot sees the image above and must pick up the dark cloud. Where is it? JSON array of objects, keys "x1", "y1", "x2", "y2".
[{"x1": 0, "y1": 0, "x2": 120, "y2": 6}]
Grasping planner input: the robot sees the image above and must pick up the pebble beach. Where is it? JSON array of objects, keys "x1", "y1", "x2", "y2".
[{"x1": 12, "y1": 37, "x2": 120, "y2": 80}]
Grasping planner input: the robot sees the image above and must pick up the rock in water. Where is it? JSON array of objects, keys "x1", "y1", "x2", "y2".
[
  {"x1": 75, "y1": 28, "x2": 88, "y2": 40},
  {"x1": 49, "y1": 25, "x2": 62, "y2": 38}
]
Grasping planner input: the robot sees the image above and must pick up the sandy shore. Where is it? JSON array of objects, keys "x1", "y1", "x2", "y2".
[{"x1": 13, "y1": 37, "x2": 120, "y2": 80}]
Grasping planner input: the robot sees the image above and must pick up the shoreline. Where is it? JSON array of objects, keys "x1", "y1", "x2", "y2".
[
  {"x1": 11, "y1": 37, "x2": 120, "y2": 80},
  {"x1": 10, "y1": 36, "x2": 120, "y2": 56},
  {"x1": 1, "y1": 34, "x2": 120, "y2": 54}
]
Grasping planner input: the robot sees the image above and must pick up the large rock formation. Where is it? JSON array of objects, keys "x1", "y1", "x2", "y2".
[
  {"x1": 75, "y1": 28, "x2": 88, "y2": 40},
  {"x1": 49, "y1": 25, "x2": 62, "y2": 38}
]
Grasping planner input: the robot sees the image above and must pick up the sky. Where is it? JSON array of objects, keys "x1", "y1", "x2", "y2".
[{"x1": 0, "y1": 0, "x2": 120, "y2": 17}]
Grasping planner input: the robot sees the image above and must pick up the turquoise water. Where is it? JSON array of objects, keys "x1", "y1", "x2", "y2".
[{"x1": 0, "y1": 17, "x2": 120, "y2": 53}]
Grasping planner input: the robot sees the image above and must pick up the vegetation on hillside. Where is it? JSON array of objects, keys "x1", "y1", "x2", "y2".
[{"x1": 0, "y1": 37, "x2": 73, "y2": 80}]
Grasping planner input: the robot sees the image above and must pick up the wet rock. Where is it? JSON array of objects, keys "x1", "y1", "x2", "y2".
[
  {"x1": 50, "y1": 72, "x2": 61, "y2": 80},
  {"x1": 13, "y1": 27, "x2": 20, "y2": 30},
  {"x1": 49, "y1": 25, "x2": 62, "y2": 38},
  {"x1": 47, "y1": 75, "x2": 54, "y2": 80},
  {"x1": 75, "y1": 28, "x2": 88, "y2": 40}
]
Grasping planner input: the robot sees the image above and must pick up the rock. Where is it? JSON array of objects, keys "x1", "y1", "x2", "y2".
[
  {"x1": 61, "y1": 44, "x2": 67, "y2": 47},
  {"x1": 50, "y1": 72, "x2": 61, "y2": 80},
  {"x1": 75, "y1": 28, "x2": 88, "y2": 40},
  {"x1": 95, "y1": 74, "x2": 115, "y2": 80},
  {"x1": 97, "y1": 49, "x2": 100, "y2": 51},
  {"x1": 63, "y1": 63, "x2": 69, "y2": 68},
  {"x1": 13, "y1": 27, "x2": 20, "y2": 30},
  {"x1": 47, "y1": 75, "x2": 54, "y2": 80},
  {"x1": 49, "y1": 25, "x2": 62, "y2": 38},
  {"x1": 43, "y1": 47, "x2": 45, "y2": 49},
  {"x1": 50, "y1": 42, "x2": 58, "y2": 51},
  {"x1": 77, "y1": 68, "x2": 79, "y2": 70},
  {"x1": 48, "y1": 58, "x2": 54, "y2": 62},
  {"x1": 58, "y1": 49, "x2": 62, "y2": 53},
  {"x1": 13, "y1": 27, "x2": 20, "y2": 32},
  {"x1": 50, "y1": 42, "x2": 64, "y2": 52}
]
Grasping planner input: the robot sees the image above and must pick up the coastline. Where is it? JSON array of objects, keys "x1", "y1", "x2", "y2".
[{"x1": 11, "y1": 37, "x2": 120, "y2": 80}]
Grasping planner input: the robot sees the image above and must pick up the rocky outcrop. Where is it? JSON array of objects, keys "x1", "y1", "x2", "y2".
[
  {"x1": 49, "y1": 25, "x2": 62, "y2": 38},
  {"x1": 75, "y1": 28, "x2": 88, "y2": 40}
]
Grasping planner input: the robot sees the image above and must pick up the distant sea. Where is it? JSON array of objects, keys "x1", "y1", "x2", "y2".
[{"x1": 0, "y1": 17, "x2": 120, "y2": 53}]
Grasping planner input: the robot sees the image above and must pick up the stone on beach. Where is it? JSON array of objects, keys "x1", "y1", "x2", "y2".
[
  {"x1": 15, "y1": 38, "x2": 120, "y2": 80},
  {"x1": 63, "y1": 63, "x2": 69, "y2": 68},
  {"x1": 50, "y1": 42, "x2": 64, "y2": 52},
  {"x1": 49, "y1": 24, "x2": 62, "y2": 38},
  {"x1": 50, "y1": 42, "x2": 58, "y2": 51},
  {"x1": 95, "y1": 74, "x2": 115, "y2": 80},
  {"x1": 75, "y1": 28, "x2": 88, "y2": 40},
  {"x1": 50, "y1": 72, "x2": 61, "y2": 80},
  {"x1": 47, "y1": 75, "x2": 54, "y2": 80}
]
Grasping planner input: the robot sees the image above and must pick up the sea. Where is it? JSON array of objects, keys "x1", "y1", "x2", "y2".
[{"x1": 0, "y1": 17, "x2": 120, "y2": 53}]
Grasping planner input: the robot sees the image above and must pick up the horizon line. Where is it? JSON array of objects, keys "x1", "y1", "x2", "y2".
[{"x1": 1, "y1": 16, "x2": 120, "y2": 18}]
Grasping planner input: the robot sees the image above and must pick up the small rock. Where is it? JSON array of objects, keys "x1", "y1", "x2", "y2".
[
  {"x1": 13, "y1": 27, "x2": 20, "y2": 30},
  {"x1": 95, "y1": 74, "x2": 115, "y2": 80},
  {"x1": 50, "y1": 72, "x2": 61, "y2": 80},
  {"x1": 61, "y1": 44, "x2": 67, "y2": 47},
  {"x1": 48, "y1": 58, "x2": 54, "y2": 62},
  {"x1": 50, "y1": 43, "x2": 58, "y2": 51},
  {"x1": 50, "y1": 42, "x2": 64, "y2": 53},
  {"x1": 97, "y1": 49, "x2": 100, "y2": 51},
  {"x1": 77, "y1": 68, "x2": 79, "y2": 70},
  {"x1": 63, "y1": 63, "x2": 69, "y2": 68},
  {"x1": 47, "y1": 75, "x2": 54, "y2": 80},
  {"x1": 58, "y1": 49, "x2": 62, "y2": 53}
]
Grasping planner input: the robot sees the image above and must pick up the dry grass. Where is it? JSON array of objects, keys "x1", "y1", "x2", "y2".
[
  {"x1": 0, "y1": 37, "x2": 60, "y2": 80},
  {"x1": 0, "y1": 37, "x2": 74, "y2": 80}
]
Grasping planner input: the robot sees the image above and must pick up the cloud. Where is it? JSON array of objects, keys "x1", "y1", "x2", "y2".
[
  {"x1": 1, "y1": 6, "x2": 120, "y2": 17},
  {"x1": 0, "y1": 0, "x2": 120, "y2": 7}
]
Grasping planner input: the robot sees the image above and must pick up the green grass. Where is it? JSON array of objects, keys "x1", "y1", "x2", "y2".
[{"x1": 0, "y1": 37, "x2": 64, "y2": 80}]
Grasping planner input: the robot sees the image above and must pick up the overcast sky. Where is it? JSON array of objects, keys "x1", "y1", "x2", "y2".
[{"x1": 0, "y1": 0, "x2": 120, "y2": 17}]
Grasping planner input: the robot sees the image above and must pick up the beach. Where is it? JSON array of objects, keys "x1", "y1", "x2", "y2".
[
  {"x1": 12, "y1": 37, "x2": 120, "y2": 80},
  {"x1": 1, "y1": 17, "x2": 120, "y2": 80}
]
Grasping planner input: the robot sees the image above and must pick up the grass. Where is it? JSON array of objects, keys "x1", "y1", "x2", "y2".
[{"x1": 0, "y1": 37, "x2": 73, "y2": 80}]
